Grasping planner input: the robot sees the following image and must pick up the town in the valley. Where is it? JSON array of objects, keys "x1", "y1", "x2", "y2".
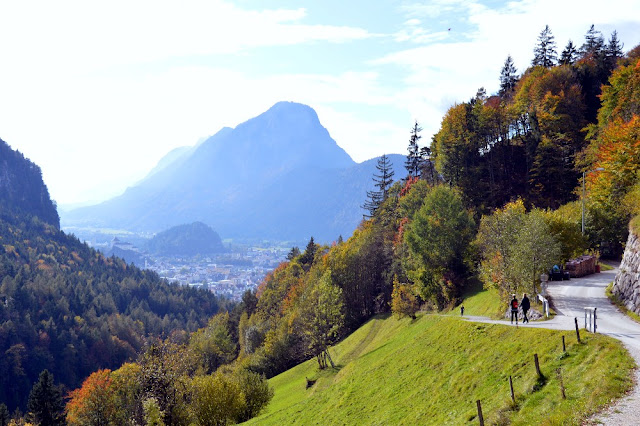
[{"x1": 82, "y1": 234, "x2": 291, "y2": 300}]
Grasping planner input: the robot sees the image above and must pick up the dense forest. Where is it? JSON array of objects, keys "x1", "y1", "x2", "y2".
[
  {"x1": 430, "y1": 26, "x2": 639, "y2": 255},
  {"x1": 0, "y1": 141, "x2": 225, "y2": 415},
  {"x1": 3, "y1": 24, "x2": 640, "y2": 426}
]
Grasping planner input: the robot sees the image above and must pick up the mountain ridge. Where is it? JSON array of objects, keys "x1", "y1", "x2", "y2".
[{"x1": 62, "y1": 102, "x2": 404, "y2": 242}]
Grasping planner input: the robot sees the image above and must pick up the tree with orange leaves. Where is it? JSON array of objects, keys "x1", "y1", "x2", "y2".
[{"x1": 66, "y1": 369, "x2": 116, "y2": 426}]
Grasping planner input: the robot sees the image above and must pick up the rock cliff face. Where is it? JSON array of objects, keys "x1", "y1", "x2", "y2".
[
  {"x1": 613, "y1": 229, "x2": 640, "y2": 314},
  {"x1": 0, "y1": 138, "x2": 60, "y2": 227}
]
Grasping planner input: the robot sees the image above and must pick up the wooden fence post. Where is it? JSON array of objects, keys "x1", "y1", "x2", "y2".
[
  {"x1": 562, "y1": 335, "x2": 566, "y2": 352},
  {"x1": 509, "y1": 376, "x2": 515, "y2": 405},
  {"x1": 574, "y1": 317, "x2": 581, "y2": 343},
  {"x1": 556, "y1": 368, "x2": 566, "y2": 399},
  {"x1": 476, "y1": 400, "x2": 484, "y2": 426},
  {"x1": 534, "y1": 354, "x2": 542, "y2": 378}
]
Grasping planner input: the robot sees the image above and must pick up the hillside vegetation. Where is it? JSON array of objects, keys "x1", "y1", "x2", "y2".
[
  {"x1": 249, "y1": 315, "x2": 633, "y2": 425},
  {"x1": 147, "y1": 221, "x2": 226, "y2": 256},
  {"x1": 0, "y1": 140, "x2": 225, "y2": 413}
]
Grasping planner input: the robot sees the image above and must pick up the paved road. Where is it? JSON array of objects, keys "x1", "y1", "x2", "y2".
[{"x1": 465, "y1": 266, "x2": 640, "y2": 425}]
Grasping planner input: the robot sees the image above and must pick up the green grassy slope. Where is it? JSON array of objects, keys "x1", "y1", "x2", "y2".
[
  {"x1": 248, "y1": 315, "x2": 634, "y2": 425},
  {"x1": 448, "y1": 280, "x2": 504, "y2": 318}
]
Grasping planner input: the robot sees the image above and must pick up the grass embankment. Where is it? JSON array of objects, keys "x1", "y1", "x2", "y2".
[
  {"x1": 450, "y1": 280, "x2": 504, "y2": 319},
  {"x1": 248, "y1": 315, "x2": 633, "y2": 425}
]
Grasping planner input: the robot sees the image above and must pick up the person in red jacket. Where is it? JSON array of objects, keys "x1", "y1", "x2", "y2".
[{"x1": 510, "y1": 295, "x2": 519, "y2": 324}]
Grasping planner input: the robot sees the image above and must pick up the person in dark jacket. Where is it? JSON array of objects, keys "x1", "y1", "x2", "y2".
[
  {"x1": 521, "y1": 293, "x2": 530, "y2": 323},
  {"x1": 510, "y1": 295, "x2": 518, "y2": 324}
]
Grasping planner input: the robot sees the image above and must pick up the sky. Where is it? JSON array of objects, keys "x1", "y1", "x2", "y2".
[{"x1": 1, "y1": 0, "x2": 639, "y2": 206}]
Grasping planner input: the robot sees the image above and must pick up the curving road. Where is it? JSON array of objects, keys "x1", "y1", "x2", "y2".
[{"x1": 465, "y1": 266, "x2": 640, "y2": 425}]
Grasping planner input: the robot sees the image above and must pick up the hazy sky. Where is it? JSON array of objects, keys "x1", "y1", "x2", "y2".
[{"x1": 1, "y1": 0, "x2": 639, "y2": 206}]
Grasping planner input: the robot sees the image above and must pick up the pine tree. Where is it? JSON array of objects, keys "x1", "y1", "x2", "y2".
[
  {"x1": 299, "y1": 237, "x2": 318, "y2": 266},
  {"x1": 559, "y1": 40, "x2": 578, "y2": 65},
  {"x1": 362, "y1": 154, "x2": 395, "y2": 218},
  {"x1": 606, "y1": 30, "x2": 624, "y2": 67},
  {"x1": 27, "y1": 370, "x2": 65, "y2": 426},
  {"x1": 532, "y1": 25, "x2": 557, "y2": 67},
  {"x1": 499, "y1": 55, "x2": 518, "y2": 97},
  {"x1": 373, "y1": 154, "x2": 395, "y2": 201},
  {"x1": 419, "y1": 145, "x2": 438, "y2": 185},
  {"x1": 362, "y1": 189, "x2": 383, "y2": 219},
  {"x1": 580, "y1": 24, "x2": 605, "y2": 58},
  {"x1": 286, "y1": 247, "x2": 300, "y2": 261},
  {"x1": 405, "y1": 121, "x2": 422, "y2": 178}
]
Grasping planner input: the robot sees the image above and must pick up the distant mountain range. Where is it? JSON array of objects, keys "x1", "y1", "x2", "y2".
[{"x1": 62, "y1": 102, "x2": 406, "y2": 242}]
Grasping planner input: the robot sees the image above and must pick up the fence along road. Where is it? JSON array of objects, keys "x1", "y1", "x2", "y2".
[{"x1": 465, "y1": 265, "x2": 640, "y2": 425}]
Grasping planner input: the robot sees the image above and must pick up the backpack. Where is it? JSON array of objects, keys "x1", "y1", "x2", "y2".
[{"x1": 511, "y1": 299, "x2": 518, "y2": 310}]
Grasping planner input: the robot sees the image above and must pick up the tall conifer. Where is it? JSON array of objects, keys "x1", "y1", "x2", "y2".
[
  {"x1": 27, "y1": 370, "x2": 65, "y2": 426},
  {"x1": 580, "y1": 24, "x2": 605, "y2": 58},
  {"x1": 532, "y1": 25, "x2": 557, "y2": 67},
  {"x1": 560, "y1": 40, "x2": 578, "y2": 65},
  {"x1": 405, "y1": 121, "x2": 422, "y2": 178},
  {"x1": 499, "y1": 55, "x2": 518, "y2": 97}
]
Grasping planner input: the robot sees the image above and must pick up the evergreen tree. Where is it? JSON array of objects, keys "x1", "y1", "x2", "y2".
[
  {"x1": 580, "y1": 24, "x2": 605, "y2": 58},
  {"x1": 419, "y1": 145, "x2": 438, "y2": 185},
  {"x1": 299, "y1": 237, "x2": 318, "y2": 266},
  {"x1": 405, "y1": 121, "x2": 422, "y2": 178},
  {"x1": 362, "y1": 189, "x2": 383, "y2": 219},
  {"x1": 286, "y1": 247, "x2": 300, "y2": 261},
  {"x1": 559, "y1": 40, "x2": 578, "y2": 65},
  {"x1": 362, "y1": 154, "x2": 394, "y2": 218},
  {"x1": 27, "y1": 370, "x2": 65, "y2": 426},
  {"x1": 374, "y1": 154, "x2": 395, "y2": 201},
  {"x1": 606, "y1": 30, "x2": 624, "y2": 67},
  {"x1": 532, "y1": 25, "x2": 557, "y2": 67},
  {"x1": 499, "y1": 55, "x2": 518, "y2": 97}
]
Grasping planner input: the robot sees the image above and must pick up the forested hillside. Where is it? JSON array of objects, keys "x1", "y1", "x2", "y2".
[
  {"x1": 431, "y1": 26, "x2": 639, "y2": 255},
  {"x1": 146, "y1": 222, "x2": 226, "y2": 256},
  {"x1": 0, "y1": 140, "x2": 225, "y2": 414}
]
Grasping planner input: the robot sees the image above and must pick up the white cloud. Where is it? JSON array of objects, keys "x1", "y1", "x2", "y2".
[
  {"x1": 402, "y1": 0, "x2": 480, "y2": 19},
  {"x1": 0, "y1": 1, "x2": 373, "y2": 75}
]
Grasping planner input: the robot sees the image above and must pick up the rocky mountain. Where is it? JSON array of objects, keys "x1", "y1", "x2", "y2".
[
  {"x1": 62, "y1": 102, "x2": 406, "y2": 242},
  {"x1": 0, "y1": 138, "x2": 59, "y2": 227}
]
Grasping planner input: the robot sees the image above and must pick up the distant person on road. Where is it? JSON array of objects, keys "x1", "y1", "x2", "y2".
[
  {"x1": 521, "y1": 293, "x2": 530, "y2": 323},
  {"x1": 510, "y1": 295, "x2": 519, "y2": 324},
  {"x1": 460, "y1": 305, "x2": 464, "y2": 316}
]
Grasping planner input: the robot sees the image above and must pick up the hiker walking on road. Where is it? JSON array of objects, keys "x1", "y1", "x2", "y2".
[
  {"x1": 521, "y1": 293, "x2": 530, "y2": 323},
  {"x1": 510, "y1": 295, "x2": 519, "y2": 324}
]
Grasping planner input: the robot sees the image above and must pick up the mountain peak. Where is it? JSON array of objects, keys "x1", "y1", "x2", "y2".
[{"x1": 266, "y1": 101, "x2": 318, "y2": 117}]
